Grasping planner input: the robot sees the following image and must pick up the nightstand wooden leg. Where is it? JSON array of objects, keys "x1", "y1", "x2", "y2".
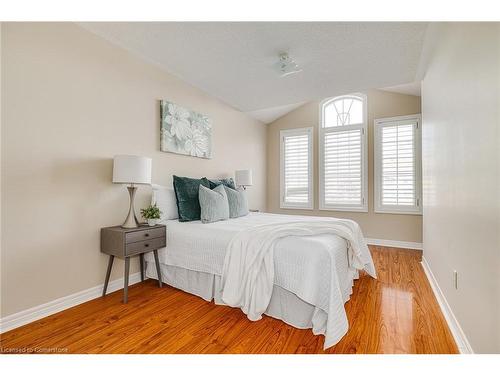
[
  {"x1": 102, "y1": 255, "x2": 114, "y2": 297},
  {"x1": 139, "y1": 254, "x2": 145, "y2": 282},
  {"x1": 153, "y1": 250, "x2": 162, "y2": 288},
  {"x1": 123, "y1": 257, "x2": 130, "y2": 303}
]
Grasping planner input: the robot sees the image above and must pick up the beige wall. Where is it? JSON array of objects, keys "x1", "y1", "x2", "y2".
[
  {"x1": 0, "y1": 23, "x2": 267, "y2": 317},
  {"x1": 422, "y1": 23, "x2": 499, "y2": 353},
  {"x1": 267, "y1": 89, "x2": 422, "y2": 242}
]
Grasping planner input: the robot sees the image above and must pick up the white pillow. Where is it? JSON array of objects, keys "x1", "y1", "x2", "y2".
[{"x1": 151, "y1": 184, "x2": 179, "y2": 221}]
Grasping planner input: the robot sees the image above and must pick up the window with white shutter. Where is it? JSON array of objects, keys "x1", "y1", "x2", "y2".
[
  {"x1": 374, "y1": 114, "x2": 422, "y2": 214},
  {"x1": 280, "y1": 127, "x2": 313, "y2": 209},
  {"x1": 319, "y1": 94, "x2": 368, "y2": 212}
]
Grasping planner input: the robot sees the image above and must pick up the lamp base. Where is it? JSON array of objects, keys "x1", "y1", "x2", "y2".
[{"x1": 121, "y1": 185, "x2": 139, "y2": 229}]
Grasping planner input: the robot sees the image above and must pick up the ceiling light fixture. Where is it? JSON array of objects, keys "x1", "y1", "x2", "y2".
[{"x1": 274, "y1": 52, "x2": 302, "y2": 77}]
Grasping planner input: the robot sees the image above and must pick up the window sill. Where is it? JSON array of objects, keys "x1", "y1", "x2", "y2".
[
  {"x1": 280, "y1": 204, "x2": 314, "y2": 210},
  {"x1": 318, "y1": 206, "x2": 368, "y2": 213},
  {"x1": 374, "y1": 208, "x2": 422, "y2": 215}
]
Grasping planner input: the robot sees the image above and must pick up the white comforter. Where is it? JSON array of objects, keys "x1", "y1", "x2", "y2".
[
  {"x1": 147, "y1": 212, "x2": 376, "y2": 349},
  {"x1": 220, "y1": 218, "x2": 376, "y2": 348}
]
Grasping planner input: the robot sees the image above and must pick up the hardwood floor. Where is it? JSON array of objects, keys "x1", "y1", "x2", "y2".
[{"x1": 0, "y1": 246, "x2": 458, "y2": 354}]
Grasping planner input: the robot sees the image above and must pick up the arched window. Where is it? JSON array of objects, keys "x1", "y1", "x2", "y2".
[
  {"x1": 319, "y1": 94, "x2": 368, "y2": 211},
  {"x1": 322, "y1": 95, "x2": 364, "y2": 127}
]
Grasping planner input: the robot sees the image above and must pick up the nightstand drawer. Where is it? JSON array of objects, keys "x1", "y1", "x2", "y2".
[
  {"x1": 125, "y1": 237, "x2": 166, "y2": 256},
  {"x1": 125, "y1": 227, "x2": 165, "y2": 243}
]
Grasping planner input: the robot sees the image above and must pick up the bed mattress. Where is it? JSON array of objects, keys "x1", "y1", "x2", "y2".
[{"x1": 144, "y1": 212, "x2": 356, "y2": 303}]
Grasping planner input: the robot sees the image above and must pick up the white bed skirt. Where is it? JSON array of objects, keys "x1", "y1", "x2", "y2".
[{"x1": 145, "y1": 261, "x2": 358, "y2": 339}]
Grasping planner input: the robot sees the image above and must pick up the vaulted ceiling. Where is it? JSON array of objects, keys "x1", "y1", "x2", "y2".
[{"x1": 79, "y1": 22, "x2": 428, "y2": 123}]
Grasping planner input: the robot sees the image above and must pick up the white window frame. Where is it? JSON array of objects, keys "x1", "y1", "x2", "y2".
[
  {"x1": 280, "y1": 127, "x2": 314, "y2": 210},
  {"x1": 374, "y1": 114, "x2": 422, "y2": 215},
  {"x1": 319, "y1": 93, "x2": 368, "y2": 212}
]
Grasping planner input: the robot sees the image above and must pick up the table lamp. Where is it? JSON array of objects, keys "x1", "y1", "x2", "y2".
[
  {"x1": 113, "y1": 155, "x2": 152, "y2": 228},
  {"x1": 235, "y1": 169, "x2": 253, "y2": 190}
]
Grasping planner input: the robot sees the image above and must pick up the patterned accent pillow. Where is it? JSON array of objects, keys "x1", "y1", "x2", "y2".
[
  {"x1": 199, "y1": 184, "x2": 230, "y2": 223},
  {"x1": 173, "y1": 175, "x2": 210, "y2": 222},
  {"x1": 208, "y1": 177, "x2": 236, "y2": 190},
  {"x1": 223, "y1": 186, "x2": 249, "y2": 218}
]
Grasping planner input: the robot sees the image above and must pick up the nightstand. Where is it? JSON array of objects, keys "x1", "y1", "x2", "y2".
[{"x1": 100, "y1": 224, "x2": 166, "y2": 303}]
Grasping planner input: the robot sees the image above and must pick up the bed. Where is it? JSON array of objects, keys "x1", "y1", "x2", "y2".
[{"x1": 143, "y1": 211, "x2": 376, "y2": 349}]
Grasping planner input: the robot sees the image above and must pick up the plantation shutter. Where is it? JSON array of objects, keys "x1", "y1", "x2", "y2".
[
  {"x1": 280, "y1": 128, "x2": 313, "y2": 209},
  {"x1": 374, "y1": 116, "x2": 422, "y2": 213},
  {"x1": 323, "y1": 128, "x2": 363, "y2": 206}
]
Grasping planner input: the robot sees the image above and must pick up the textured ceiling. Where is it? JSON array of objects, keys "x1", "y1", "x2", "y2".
[
  {"x1": 246, "y1": 101, "x2": 308, "y2": 124},
  {"x1": 381, "y1": 81, "x2": 421, "y2": 96},
  {"x1": 79, "y1": 22, "x2": 428, "y2": 123}
]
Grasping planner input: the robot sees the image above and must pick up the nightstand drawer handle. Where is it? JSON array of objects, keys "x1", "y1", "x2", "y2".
[
  {"x1": 144, "y1": 233, "x2": 150, "y2": 237},
  {"x1": 144, "y1": 243, "x2": 149, "y2": 247}
]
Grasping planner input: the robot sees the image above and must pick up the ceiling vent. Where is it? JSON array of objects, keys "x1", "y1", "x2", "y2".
[{"x1": 274, "y1": 52, "x2": 302, "y2": 77}]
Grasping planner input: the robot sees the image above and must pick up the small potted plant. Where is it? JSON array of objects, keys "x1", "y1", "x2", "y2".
[{"x1": 141, "y1": 203, "x2": 162, "y2": 226}]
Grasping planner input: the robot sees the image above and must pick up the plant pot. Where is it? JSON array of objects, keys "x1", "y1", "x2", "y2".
[{"x1": 147, "y1": 219, "x2": 157, "y2": 227}]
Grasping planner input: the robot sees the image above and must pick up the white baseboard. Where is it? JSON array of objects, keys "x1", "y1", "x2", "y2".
[
  {"x1": 0, "y1": 272, "x2": 142, "y2": 334},
  {"x1": 365, "y1": 237, "x2": 423, "y2": 250},
  {"x1": 421, "y1": 256, "x2": 474, "y2": 354}
]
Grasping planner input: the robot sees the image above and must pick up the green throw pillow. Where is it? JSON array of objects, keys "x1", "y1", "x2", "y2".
[
  {"x1": 199, "y1": 184, "x2": 230, "y2": 223},
  {"x1": 208, "y1": 177, "x2": 236, "y2": 190},
  {"x1": 223, "y1": 186, "x2": 249, "y2": 218},
  {"x1": 173, "y1": 175, "x2": 210, "y2": 222}
]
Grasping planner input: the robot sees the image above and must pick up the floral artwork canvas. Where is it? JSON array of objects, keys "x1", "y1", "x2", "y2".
[{"x1": 160, "y1": 100, "x2": 212, "y2": 159}]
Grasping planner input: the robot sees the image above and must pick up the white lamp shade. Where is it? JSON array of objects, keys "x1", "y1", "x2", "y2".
[
  {"x1": 112, "y1": 155, "x2": 152, "y2": 184},
  {"x1": 235, "y1": 169, "x2": 253, "y2": 187}
]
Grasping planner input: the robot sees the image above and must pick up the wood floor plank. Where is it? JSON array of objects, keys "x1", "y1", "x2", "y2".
[{"x1": 0, "y1": 246, "x2": 459, "y2": 354}]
